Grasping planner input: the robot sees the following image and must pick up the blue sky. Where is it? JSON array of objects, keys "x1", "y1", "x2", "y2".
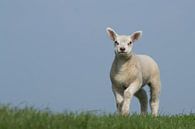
[{"x1": 0, "y1": 0, "x2": 195, "y2": 114}]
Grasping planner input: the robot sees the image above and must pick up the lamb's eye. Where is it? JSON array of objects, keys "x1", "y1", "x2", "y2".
[
  {"x1": 114, "y1": 41, "x2": 119, "y2": 45},
  {"x1": 128, "y1": 41, "x2": 132, "y2": 45}
]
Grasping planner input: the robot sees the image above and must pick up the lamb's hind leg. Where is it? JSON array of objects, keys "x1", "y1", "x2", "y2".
[
  {"x1": 149, "y1": 79, "x2": 161, "y2": 117},
  {"x1": 135, "y1": 88, "x2": 148, "y2": 115}
]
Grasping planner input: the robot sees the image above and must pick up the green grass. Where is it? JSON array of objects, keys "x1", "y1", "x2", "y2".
[{"x1": 0, "y1": 105, "x2": 194, "y2": 129}]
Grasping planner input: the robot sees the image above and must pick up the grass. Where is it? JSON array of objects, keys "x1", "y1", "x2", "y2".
[{"x1": 0, "y1": 105, "x2": 194, "y2": 129}]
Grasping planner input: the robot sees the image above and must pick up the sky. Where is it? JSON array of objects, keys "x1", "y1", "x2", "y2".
[{"x1": 0, "y1": 0, "x2": 195, "y2": 114}]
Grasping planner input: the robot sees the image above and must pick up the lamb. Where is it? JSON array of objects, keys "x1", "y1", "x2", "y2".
[{"x1": 106, "y1": 27, "x2": 161, "y2": 116}]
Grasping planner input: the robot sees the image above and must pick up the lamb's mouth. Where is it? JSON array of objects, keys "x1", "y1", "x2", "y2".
[
  {"x1": 117, "y1": 52, "x2": 131, "y2": 57},
  {"x1": 118, "y1": 52, "x2": 127, "y2": 54}
]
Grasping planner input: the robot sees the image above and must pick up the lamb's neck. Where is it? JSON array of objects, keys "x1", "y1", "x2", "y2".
[{"x1": 115, "y1": 53, "x2": 135, "y2": 69}]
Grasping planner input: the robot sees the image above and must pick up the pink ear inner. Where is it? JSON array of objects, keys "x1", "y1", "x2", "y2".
[
  {"x1": 131, "y1": 31, "x2": 142, "y2": 42},
  {"x1": 107, "y1": 28, "x2": 117, "y2": 41}
]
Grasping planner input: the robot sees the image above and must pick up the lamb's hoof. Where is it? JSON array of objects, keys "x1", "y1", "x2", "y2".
[
  {"x1": 152, "y1": 113, "x2": 158, "y2": 117},
  {"x1": 121, "y1": 112, "x2": 129, "y2": 117}
]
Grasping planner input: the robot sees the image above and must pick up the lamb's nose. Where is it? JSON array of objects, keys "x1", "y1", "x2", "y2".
[{"x1": 120, "y1": 47, "x2": 125, "y2": 52}]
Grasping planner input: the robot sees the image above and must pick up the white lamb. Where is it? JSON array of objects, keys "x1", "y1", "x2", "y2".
[{"x1": 106, "y1": 27, "x2": 161, "y2": 116}]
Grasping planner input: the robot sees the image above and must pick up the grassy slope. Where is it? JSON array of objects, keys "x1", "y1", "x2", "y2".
[{"x1": 0, "y1": 106, "x2": 194, "y2": 129}]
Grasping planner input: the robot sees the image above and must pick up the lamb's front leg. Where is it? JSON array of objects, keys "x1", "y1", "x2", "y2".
[
  {"x1": 112, "y1": 86, "x2": 124, "y2": 113},
  {"x1": 121, "y1": 81, "x2": 141, "y2": 116}
]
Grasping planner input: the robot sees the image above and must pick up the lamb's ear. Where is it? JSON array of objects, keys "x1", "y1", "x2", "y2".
[
  {"x1": 106, "y1": 27, "x2": 118, "y2": 41},
  {"x1": 130, "y1": 31, "x2": 142, "y2": 42}
]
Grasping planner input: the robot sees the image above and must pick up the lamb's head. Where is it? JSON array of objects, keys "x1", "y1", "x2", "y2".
[{"x1": 106, "y1": 27, "x2": 142, "y2": 57}]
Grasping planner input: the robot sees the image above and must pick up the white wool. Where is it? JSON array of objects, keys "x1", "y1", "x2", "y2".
[{"x1": 107, "y1": 27, "x2": 161, "y2": 116}]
